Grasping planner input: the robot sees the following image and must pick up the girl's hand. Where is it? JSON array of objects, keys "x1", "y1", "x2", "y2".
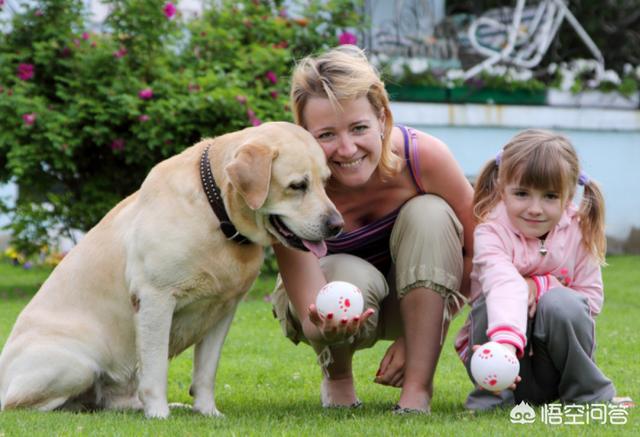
[
  {"x1": 307, "y1": 303, "x2": 375, "y2": 345},
  {"x1": 471, "y1": 344, "x2": 521, "y2": 393},
  {"x1": 374, "y1": 336, "x2": 406, "y2": 387}
]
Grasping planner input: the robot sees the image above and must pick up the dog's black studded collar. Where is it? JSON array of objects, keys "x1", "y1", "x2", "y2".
[{"x1": 200, "y1": 144, "x2": 253, "y2": 245}]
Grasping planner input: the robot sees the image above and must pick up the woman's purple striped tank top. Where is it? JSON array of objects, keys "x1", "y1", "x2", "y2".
[{"x1": 324, "y1": 126, "x2": 426, "y2": 273}]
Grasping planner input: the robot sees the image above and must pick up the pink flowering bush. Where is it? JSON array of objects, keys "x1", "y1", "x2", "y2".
[
  {"x1": 338, "y1": 31, "x2": 357, "y2": 45},
  {"x1": 17, "y1": 63, "x2": 35, "y2": 80},
  {"x1": 22, "y1": 113, "x2": 37, "y2": 125},
  {"x1": 113, "y1": 46, "x2": 127, "y2": 58},
  {"x1": 265, "y1": 71, "x2": 278, "y2": 84},
  {"x1": 138, "y1": 88, "x2": 153, "y2": 99},
  {"x1": 0, "y1": 0, "x2": 363, "y2": 255},
  {"x1": 163, "y1": 2, "x2": 176, "y2": 19}
]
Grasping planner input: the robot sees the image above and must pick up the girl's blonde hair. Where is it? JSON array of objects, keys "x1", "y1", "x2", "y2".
[
  {"x1": 290, "y1": 45, "x2": 401, "y2": 179},
  {"x1": 473, "y1": 129, "x2": 606, "y2": 263}
]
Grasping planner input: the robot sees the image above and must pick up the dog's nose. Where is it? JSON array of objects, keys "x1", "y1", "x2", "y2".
[{"x1": 325, "y1": 212, "x2": 344, "y2": 237}]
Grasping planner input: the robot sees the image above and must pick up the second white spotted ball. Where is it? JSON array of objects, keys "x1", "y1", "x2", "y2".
[
  {"x1": 470, "y1": 341, "x2": 520, "y2": 391},
  {"x1": 315, "y1": 281, "x2": 364, "y2": 319}
]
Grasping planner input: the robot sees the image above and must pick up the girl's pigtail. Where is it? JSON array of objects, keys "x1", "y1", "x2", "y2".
[
  {"x1": 473, "y1": 159, "x2": 501, "y2": 222},
  {"x1": 579, "y1": 178, "x2": 607, "y2": 264}
]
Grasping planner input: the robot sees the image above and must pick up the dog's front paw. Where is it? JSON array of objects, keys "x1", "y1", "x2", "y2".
[{"x1": 144, "y1": 401, "x2": 170, "y2": 419}]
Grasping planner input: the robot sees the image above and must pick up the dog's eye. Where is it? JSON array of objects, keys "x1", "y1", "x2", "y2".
[{"x1": 288, "y1": 180, "x2": 308, "y2": 191}]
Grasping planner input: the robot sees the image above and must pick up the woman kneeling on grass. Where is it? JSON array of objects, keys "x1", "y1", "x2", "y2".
[
  {"x1": 271, "y1": 45, "x2": 475, "y2": 414},
  {"x1": 455, "y1": 129, "x2": 632, "y2": 410}
]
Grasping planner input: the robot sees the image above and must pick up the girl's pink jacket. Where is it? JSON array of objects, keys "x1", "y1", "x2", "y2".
[{"x1": 454, "y1": 201, "x2": 603, "y2": 361}]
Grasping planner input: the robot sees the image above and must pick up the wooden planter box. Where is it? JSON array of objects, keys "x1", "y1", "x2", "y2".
[
  {"x1": 448, "y1": 87, "x2": 546, "y2": 105},
  {"x1": 386, "y1": 84, "x2": 448, "y2": 103},
  {"x1": 387, "y1": 84, "x2": 546, "y2": 106}
]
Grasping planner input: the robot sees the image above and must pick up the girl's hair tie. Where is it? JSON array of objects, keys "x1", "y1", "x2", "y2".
[
  {"x1": 578, "y1": 172, "x2": 590, "y2": 186},
  {"x1": 495, "y1": 151, "x2": 503, "y2": 166}
]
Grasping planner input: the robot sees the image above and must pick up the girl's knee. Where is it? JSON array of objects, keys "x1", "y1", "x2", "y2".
[{"x1": 538, "y1": 288, "x2": 590, "y2": 325}]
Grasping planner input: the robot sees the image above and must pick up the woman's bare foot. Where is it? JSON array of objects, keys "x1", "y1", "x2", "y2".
[
  {"x1": 320, "y1": 376, "x2": 360, "y2": 408},
  {"x1": 396, "y1": 384, "x2": 430, "y2": 413}
]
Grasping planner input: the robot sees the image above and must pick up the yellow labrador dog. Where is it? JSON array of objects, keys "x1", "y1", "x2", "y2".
[{"x1": 0, "y1": 122, "x2": 342, "y2": 418}]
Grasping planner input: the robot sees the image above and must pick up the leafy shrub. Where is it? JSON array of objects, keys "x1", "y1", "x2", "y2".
[{"x1": 0, "y1": 0, "x2": 363, "y2": 256}]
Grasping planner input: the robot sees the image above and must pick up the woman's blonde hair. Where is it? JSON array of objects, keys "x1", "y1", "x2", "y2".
[
  {"x1": 473, "y1": 129, "x2": 606, "y2": 263},
  {"x1": 290, "y1": 45, "x2": 401, "y2": 179}
]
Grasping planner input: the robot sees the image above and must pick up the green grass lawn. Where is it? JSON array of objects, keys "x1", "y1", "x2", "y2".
[{"x1": 0, "y1": 256, "x2": 638, "y2": 436}]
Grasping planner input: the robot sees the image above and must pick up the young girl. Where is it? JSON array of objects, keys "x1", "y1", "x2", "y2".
[{"x1": 454, "y1": 129, "x2": 617, "y2": 410}]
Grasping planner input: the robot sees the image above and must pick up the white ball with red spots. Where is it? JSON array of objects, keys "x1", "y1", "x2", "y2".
[
  {"x1": 315, "y1": 281, "x2": 364, "y2": 319},
  {"x1": 470, "y1": 341, "x2": 520, "y2": 391}
]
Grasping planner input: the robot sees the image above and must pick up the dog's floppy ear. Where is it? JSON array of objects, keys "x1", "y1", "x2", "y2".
[{"x1": 225, "y1": 143, "x2": 276, "y2": 210}]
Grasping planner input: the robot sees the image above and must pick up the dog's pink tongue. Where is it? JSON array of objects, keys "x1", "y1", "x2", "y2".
[{"x1": 303, "y1": 240, "x2": 327, "y2": 258}]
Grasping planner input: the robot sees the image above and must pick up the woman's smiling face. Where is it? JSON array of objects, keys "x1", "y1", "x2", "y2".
[{"x1": 303, "y1": 96, "x2": 384, "y2": 189}]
